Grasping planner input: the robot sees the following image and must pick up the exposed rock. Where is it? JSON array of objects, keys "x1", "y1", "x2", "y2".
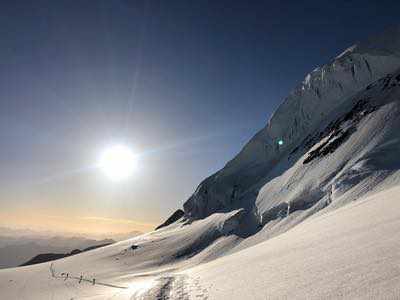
[{"x1": 156, "y1": 209, "x2": 185, "y2": 230}]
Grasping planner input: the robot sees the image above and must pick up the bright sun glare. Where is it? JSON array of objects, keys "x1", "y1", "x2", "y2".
[{"x1": 99, "y1": 145, "x2": 138, "y2": 181}]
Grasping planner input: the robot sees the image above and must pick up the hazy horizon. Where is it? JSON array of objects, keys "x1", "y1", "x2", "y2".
[{"x1": 0, "y1": 212, "x2": 151, "y2": 238}]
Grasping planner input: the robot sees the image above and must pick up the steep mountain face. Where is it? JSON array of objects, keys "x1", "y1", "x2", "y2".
[
  {"x1": 255, "y1": 72, "x2": 400, "y2": 226},
  {"x1": 183, "y1": 26, "x2": 400, "y2": 222}
]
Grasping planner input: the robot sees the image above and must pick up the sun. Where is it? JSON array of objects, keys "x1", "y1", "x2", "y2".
[{"x1": 98, "y1": 145, "x2": 138, "y2": 181}]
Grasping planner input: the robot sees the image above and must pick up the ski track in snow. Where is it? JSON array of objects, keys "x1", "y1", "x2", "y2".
[{"x1": 137, "y1": 274, "x2": 208, "y2": 300}]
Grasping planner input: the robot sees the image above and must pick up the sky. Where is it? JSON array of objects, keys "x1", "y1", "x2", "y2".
[{"x1": 0, "y1": 0, "x2": 399, "y2": 236}]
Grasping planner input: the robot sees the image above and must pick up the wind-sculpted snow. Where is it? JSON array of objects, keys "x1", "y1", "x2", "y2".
[
  {"x1": 255, "y1": 70, "x2": 400, "y2": 226},
  {"x1": 183, "y1": 26, "x2": 400, "y2": 220}
]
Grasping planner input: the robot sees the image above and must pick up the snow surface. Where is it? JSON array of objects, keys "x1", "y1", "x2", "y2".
[
  {"x1": 2, "y1": 186, "x2": 400, "y2": 299},
  {"x1": 2, "y1": 27, "x2": 400, "y2": 299},
  {"x1": 184, "y1": 185, "x2": 400, "y2": 299}
]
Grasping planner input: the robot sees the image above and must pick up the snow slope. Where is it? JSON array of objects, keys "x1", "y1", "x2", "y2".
[
  {"x1": 1, "y1": 185, "x2": 400, "y2": 299},
  {"x1": 1, "y1": 27, "x2": 400, "y2": 299},
  {"x1": 182, "y1": 185, "x2": 400, "y2": 300}
]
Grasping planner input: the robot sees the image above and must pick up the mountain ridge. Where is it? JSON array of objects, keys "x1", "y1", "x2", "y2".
[{"x1": 182, "y1": 25, "x2": 400, "y2": 221}]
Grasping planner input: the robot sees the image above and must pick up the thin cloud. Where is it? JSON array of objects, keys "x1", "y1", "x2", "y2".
[
  {"x1": 38, "y1": 214, "x2": 155, "y2": 228},
  {"x1": 79, "y1": 216, "x2": 155, "y2": 227}
]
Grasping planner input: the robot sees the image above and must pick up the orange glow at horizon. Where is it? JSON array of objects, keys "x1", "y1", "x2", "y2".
[{"x1": 0, "y1": 210, "x2": 157, "y2": 238}]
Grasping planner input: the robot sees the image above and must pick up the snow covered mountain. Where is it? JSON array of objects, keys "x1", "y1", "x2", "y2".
[
  {"x1": 183, "y1": 26, "x2": 400, "y2": 222},
  {"x1": 2, "y1": 27, "x2": 400, "y2": 299}
]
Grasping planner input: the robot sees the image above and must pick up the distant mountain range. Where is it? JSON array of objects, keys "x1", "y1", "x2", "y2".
[
  {"x1": 20, "y1": 242, "x2": 113, "y2": 267},
  {"x1": 0, "y1": 226, "x2": 142, "y2": 243},
  {"x1": 0, "y1": 235, "x2": 115, "y2": 269},
  {"x1": 0, "y1": 226, "x2": 142, "y2": 269}
]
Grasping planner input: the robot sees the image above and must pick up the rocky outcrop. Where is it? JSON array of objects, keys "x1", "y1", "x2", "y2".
[{"x1": 155, "y1": 209, "x2": 185, "y2": 230}]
